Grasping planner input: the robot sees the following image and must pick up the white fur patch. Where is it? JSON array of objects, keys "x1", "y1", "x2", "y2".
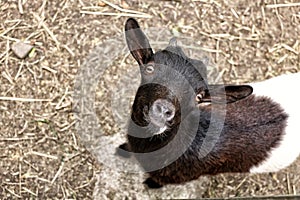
[{"x1": 249, "y1": 73, "x2": 300, "y2": 173}]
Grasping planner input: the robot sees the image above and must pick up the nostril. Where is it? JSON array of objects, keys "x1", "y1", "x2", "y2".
[
  {"x1": 165, "y1": 110, "x2": 172, "y2": 116},
  {"x1": 155, "y1": 104, "x2": 162, "y2": 114},
  {"x1": 164, "y1": 108, "x2": 174, "y2": 121}
]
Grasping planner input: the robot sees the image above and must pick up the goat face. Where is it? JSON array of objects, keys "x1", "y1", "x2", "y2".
[{"x1": 126, "y1": 19, "x2": 208, "y2": 138}]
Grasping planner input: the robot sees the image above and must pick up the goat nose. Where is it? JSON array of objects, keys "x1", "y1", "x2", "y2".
[{"x1": 151, "y1": 99, "x2": 175, "y2": 121}]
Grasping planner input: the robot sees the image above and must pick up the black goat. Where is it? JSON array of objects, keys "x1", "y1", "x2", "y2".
[{"x1": 117, "y1": 18, "x2": 300, "y2": 188}]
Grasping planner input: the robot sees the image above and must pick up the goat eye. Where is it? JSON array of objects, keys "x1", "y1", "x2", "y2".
[
  {"x1": 145, "y1": 64, "x2": 154, "y2": 74},
  {"x1": 196, "y1": 94, "x2": 202, "y2": 102},
  {"x1": 196, "y1": 90, "x2": 206, "y2": 103},
  {"x1": 196, "y1": 93, "x2": 204, "y2": 103}
]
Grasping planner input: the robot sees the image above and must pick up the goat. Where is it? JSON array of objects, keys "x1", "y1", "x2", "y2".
[{"x1": 117, "y1": 18, "x2": 300, "y2": 188}]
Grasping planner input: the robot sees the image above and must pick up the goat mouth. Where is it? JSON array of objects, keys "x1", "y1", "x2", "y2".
[
  {"x1": 151, "y1": 125, "x2": 168, "y2": 136},
  {"x1": 143, "y1": 113, "x2": 171, "y2": 136},
  {"x1": 149, "y1": 116, "x2": 174, "y2": 132},
  {"x1": 145, "y1": 121, "x2": 170, "y2": 136}
]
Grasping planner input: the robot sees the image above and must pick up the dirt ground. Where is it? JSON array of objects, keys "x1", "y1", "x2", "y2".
[{"x1": 1, "y1": 0, "x2": 300, "y2": 199}]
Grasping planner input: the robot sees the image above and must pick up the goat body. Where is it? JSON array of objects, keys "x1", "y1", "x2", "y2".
[{"x1": 249, "y1": 73, "x2": 300, "y2": 173}]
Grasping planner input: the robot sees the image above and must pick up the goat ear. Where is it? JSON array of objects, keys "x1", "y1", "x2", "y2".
[
  {"x1": 125, "y1": 18, "x2": 153, "y2": 65},
  {"x1": 199, "y1": 85, "x2": 253, "y2": 104}
]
